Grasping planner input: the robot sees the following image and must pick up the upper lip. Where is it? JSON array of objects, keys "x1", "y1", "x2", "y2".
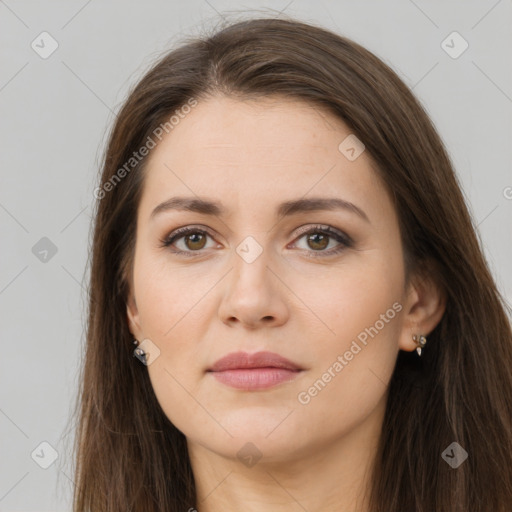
[{"x1": 208, "y1": 351, "x2": 303, "y2": 372}]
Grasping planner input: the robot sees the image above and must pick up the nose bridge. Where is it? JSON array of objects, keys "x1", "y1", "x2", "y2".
[
  {"x1": 218, "y1": 233, "x2": 289, "y2": 327},
  {"x1": 231, "y1": 234, "x2": 275, "y2": 299}
]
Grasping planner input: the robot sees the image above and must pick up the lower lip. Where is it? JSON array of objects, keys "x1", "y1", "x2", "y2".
[{"x1": 209, "y1": 368, "x2": 302, "y2": 390}]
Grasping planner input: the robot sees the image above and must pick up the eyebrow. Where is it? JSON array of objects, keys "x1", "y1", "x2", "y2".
[{"x1": 150, "y1": 196, "x2": 370, "y2": 223}]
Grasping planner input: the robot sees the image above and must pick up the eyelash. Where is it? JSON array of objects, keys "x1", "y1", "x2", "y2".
[{"x1": 160, "y1": 224, "x2": 353, "y2": 259}]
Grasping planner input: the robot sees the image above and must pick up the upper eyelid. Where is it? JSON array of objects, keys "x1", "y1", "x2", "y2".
[{"x1": 292, "y1": 223, "x2": 348, "y2": 238}]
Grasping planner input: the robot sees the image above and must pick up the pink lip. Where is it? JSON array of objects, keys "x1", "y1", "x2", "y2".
[
  {"x1": 208, "y1": 351, "x2": 303, "y2": 372},
  {"x1": 207, "y1": 351, "x2": 304, "y2": 390}
]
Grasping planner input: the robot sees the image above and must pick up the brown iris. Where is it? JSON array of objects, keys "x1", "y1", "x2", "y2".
[
  {"x1": 185, "y1": 232, "x2": 207, "y2": 250},
  {"x1": 307, "y1": 232, "x2": 329, "y2": 251}
]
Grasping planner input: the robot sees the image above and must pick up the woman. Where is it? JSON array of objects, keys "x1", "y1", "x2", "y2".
[{"x1": 72, "y1": 15, "x2": 512, "y2": 512}]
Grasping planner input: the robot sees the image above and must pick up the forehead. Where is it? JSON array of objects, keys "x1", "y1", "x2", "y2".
[
  {"x1": 138, "y1": 95, "x2": 392, "y2": 225},
  {"x1": 155, "y1": 95, "x2": 348, "y2": 159}
]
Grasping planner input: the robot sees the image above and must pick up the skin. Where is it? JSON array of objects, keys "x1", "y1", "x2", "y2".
[{"x1": 126, "y1": 95, "x2": 446, "y2": 512}]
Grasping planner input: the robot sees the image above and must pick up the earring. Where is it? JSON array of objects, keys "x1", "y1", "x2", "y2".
[
  {"x1": 412, "y1": 334, "x2": 427, "y2": 356},
  {"x1": 133, "y1": 339, "x2": 147, "y2": 363}
]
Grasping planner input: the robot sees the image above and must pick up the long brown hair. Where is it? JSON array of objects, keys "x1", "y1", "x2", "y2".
[{"x1": 71, "y1": 15, "x2": 512, "y2": 511}]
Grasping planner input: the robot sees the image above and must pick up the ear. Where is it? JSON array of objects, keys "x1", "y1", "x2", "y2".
[
  {"x1": 398, "y1": 269, "x2": 447, "y2": 353},
  {"x1": 126, "y1": 288, "x2": 143, "y2": 341}
]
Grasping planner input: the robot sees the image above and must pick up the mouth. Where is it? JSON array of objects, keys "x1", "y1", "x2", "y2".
[{"x1": 206, "y1": 351, "x2": 304, "y2": 390}]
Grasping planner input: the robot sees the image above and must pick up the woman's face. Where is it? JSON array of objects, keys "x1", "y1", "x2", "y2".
[{"x1": 126, "y1": 95, "x2": 417, "y2": 465}]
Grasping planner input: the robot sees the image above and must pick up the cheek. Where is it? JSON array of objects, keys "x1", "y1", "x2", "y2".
[
  {"x1": 300, "y1": 256, "x2": 403, "y2": 348},
  {"x1": 290, "y1": 270, "x2": 402, "y2": 444},
  {"x1": 134, "y1": 252, "x2": 217, "y2": 339},
  {"x1": 133, "y1": 255, "x2": 220, "y2": 418},
  {"x1": 294, "y1": 255, "x2": 403, "y2": 409}
]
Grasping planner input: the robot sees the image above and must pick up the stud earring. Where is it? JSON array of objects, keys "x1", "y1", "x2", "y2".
[
  {"x1": 133, "y1": 339, "x2": 147, "y2": 363},
  {"x1": 412, "y1": 334, "x2": 427, "y2": 356}
]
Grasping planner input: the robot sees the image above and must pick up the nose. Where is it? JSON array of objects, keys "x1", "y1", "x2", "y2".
[{"x1": 218, "y1": 246, "x2": 290, "y2": 330}]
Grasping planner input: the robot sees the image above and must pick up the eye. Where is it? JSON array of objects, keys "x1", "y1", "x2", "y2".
[
  {"x1": 290, "y1": 225, "x2": 352, "y2": 257},
  {"x1": 160, "y1": 226, "x2": 217, "y2": 256}
]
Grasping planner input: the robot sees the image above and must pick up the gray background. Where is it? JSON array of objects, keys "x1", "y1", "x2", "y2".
[{"x1": 1, "y1": 0, "x2": 511, "y2": 510}]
